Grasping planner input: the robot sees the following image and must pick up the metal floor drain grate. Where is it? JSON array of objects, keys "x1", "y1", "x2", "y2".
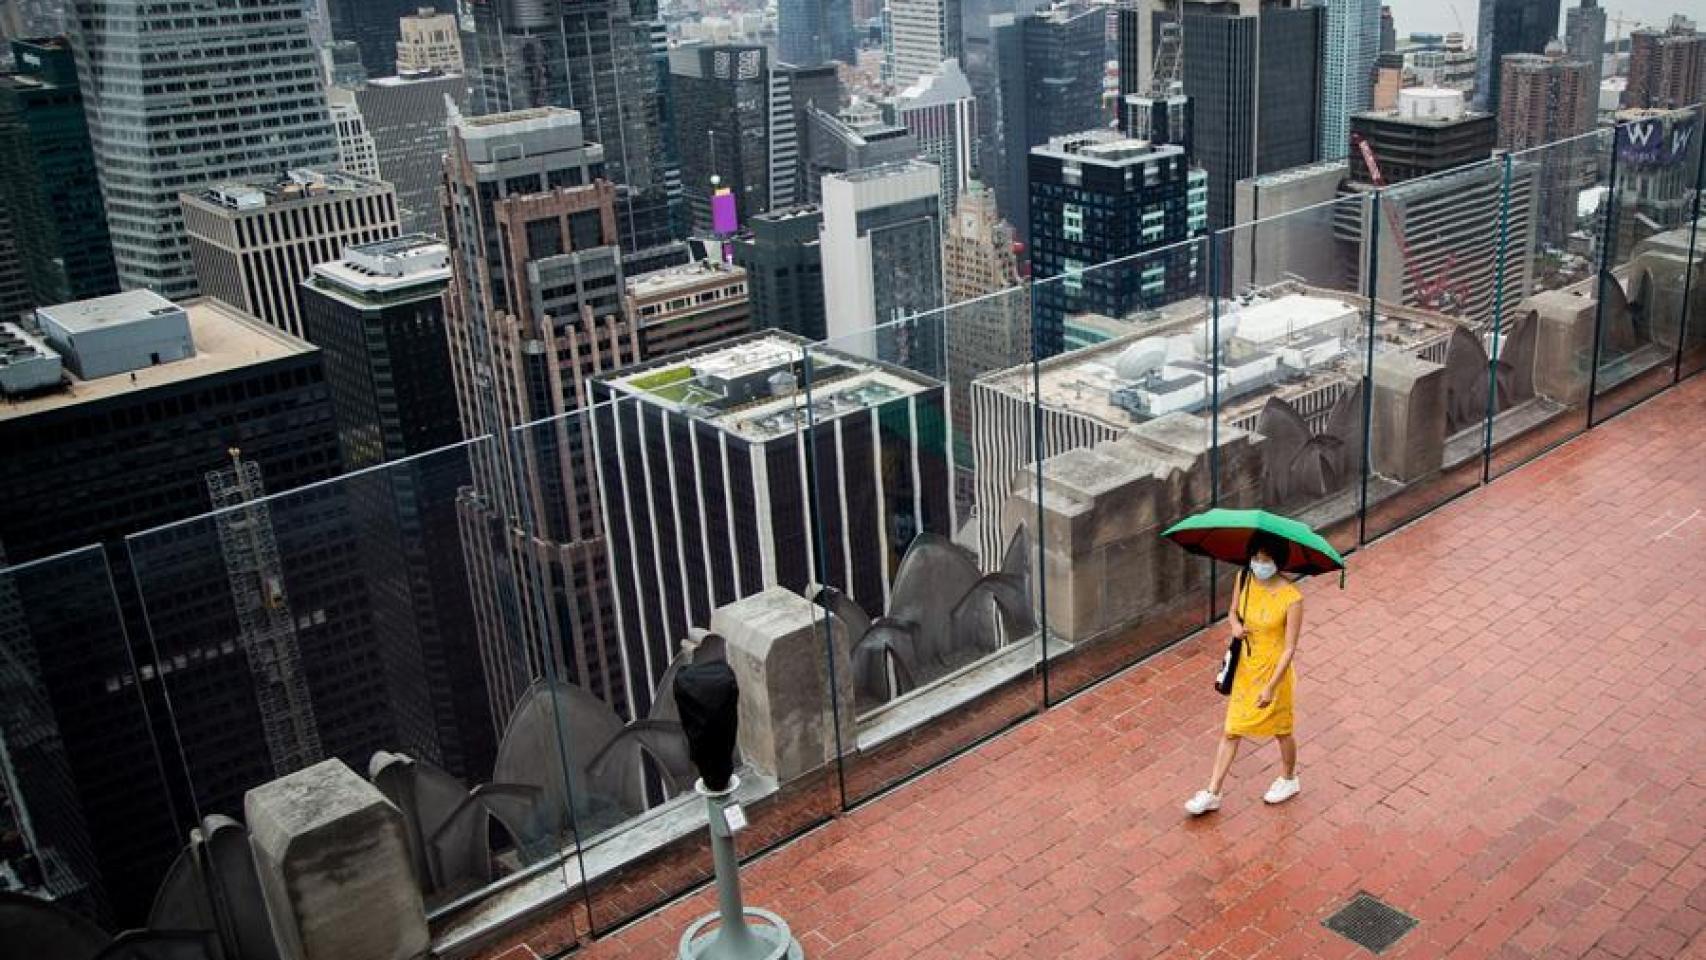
[{"x1": 1323, "y1": 892, "x2": 1419, "y2": 954}]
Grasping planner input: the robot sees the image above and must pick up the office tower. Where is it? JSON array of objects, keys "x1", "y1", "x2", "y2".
[
  {"x1": 353, "y1": 71, "x2": 470, "y2": 234},
  {"x1": 894, "y1": 58, "x2": 977, "y2": 217},
  {"x1": 0, "y1": 205, "x2": 27, "y2": 322},
  {"x1": 1350, "y1": 88, "x2": 1498, "y2": 184},
  {"x1": 670, "y1": 44, "x2": 777, "y2": 232},
  {"x1": 0, "y1": 0, "x2": 63, "y2": 38},
  {"x1": 731, "y1": 204, "x2": 828, "y2": 341},
  {"x1": 0, "y1": 37, "x2": 117, "y2": 311},
  {"x1": 1565, "y1": 0, "x2": 1607, "y2": 118},
  {"x1": 1027, "y1": 130, "x2": 1208, "y2": 358},
  {"x1": 1373, "y1": 51, "x2": 1405, "y2": 110},
  {"x1": 803, "y1": 100, "x2": 919, "y2": 202},
  {"x1": 299, "y1": 236, "x2": 492, "y2": 779},
  {"x1": 624, "y1": 258, "x2": 753, "y2": 358},
  {"x1": 1379, "y1": 5, "x2": 1395, "y2": 52},
  {"x1": 1624, "y1": 18, "x2": 1705, "y2": 110},
  {"x1": 328, "y1": 89, "x2": 382, "y2": 179},
  {"x1": 1473, "y1": 0, "x2": 1561, "y2": 114},
  {"x1": 779, "y1": 0, "x2": 855, "y2": 66},
  {"x1": 1499, "y1": 52, "x2": 1594, "y2": 246},
  {"x1": 996, "y1": 4, "x2": 1106, "y2": 233},
  {"x1": 181, "y1": 170, "x2": 401, "y2": 340},
  {"x1": 0, "y1": 291, "x2": 379, "y2": 922},
  {"x1": 442, "y1": 105, "x2": 636, "y2": 723},
  {"x1": 327, "y1": 0, "x2": 419, "y2": 78},
  {"x1": 820, "y1": 160, "x2": 945, "y2": 373},
  {"x1": 396, "y1": 6, "x2": 462, "y2": 73},
  {"x1": 780, "y1": 63, "x2": 842, "y2": 192},
  {"x1": 322, "y1": 39, "x2": 368, "y2": 87},
  {"x1": 466, "y1": 0, "x2": 678, "y2": 260},
  {"x1": 885, "y1": 0, "x2": 961, "y2": 90},
  {"x1": 70, "y1": 0, "x2": 337, "y2": 299},
  {"x1": 1610, "y1": 108, "x2": 1703, "y2": 253},
  {"x1": 589, "y1": 332, "x2": 949, "y2": 710},
  {"x1": 1321, "y1": 0, "x2": 1382, "y2": 160},
  {"x1": 1412, "y1": 46, "x2": 1480, "y2": 97}
]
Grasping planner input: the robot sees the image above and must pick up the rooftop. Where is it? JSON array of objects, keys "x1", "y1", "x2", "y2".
[
  {"x1": 625, "y1": 258, "x2": 747, "y2": 301},
  {"x1": 188, "y1": 169, "x2": 389, "y2": 212},
  {"x1": 1035, "y1": 129, "x2": 1185, "y2": 166},
  {"x1": 34, "y1": 289, "x2": 181, "y2": 335},
  {"x1": 307, "y1": 235, "x2": 451, "y2": 303}
]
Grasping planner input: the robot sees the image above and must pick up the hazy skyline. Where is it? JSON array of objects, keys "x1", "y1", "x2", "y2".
[{"x1": 1386, "y1": 0, "x2": 1693, "y2": 43}]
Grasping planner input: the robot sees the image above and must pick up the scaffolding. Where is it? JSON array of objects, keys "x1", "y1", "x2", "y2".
[{"x1": 207, "y1": 450, "x2": 323, "y2": 775}]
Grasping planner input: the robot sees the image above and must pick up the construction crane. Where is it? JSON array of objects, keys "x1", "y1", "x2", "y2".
[
  {"x1": 1350, "y1": 132, "x2": 1472, "y2": 313},
  {"x1": 1608, "y1": 13, "x2": 1645, "y2": 56}
]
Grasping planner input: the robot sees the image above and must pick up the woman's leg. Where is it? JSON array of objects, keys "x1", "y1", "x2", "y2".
[
  {"x1": 1277, "y1": 734, "x2": 1297, "y2": 779},
  {"x1": 1207, "y1": 734, "x2": 1241, "y2": 794}
]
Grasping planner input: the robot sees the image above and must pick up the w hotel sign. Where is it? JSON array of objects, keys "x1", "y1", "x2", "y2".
[{"x1": 1616, "y1": 113, "x2": 1698, "y2": 168}]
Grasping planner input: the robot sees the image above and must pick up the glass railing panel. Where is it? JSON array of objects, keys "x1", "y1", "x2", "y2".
[
  {"x1": 1023, "y1": 236, "x2": 1217, "y2": 704},
  {"x1": 558, "y1": 363, "x2": 840, "y2": 931},
  {"x1": 0, "y1": 544, "x2": 181, "y2": 930},
  {"x1": 1592, "y1": 105, "x2": 1703, "y2": 421},
  {"x1": 1679, "y1": 105, "x2": 1706, "y2": 380},
  {"x1": 1487, "y1": 127, "x2": 1614, "y2": 476},
  {"x1": 1361, "y1": 157, "x2": 1509, "y2": 539},
  {"x1": 802, "y1": 287, "x2": 1042, "y2": 801}
]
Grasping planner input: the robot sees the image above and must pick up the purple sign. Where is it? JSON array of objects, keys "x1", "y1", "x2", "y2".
[
  {"x1": 1617, "y1": 114, "x2": 1697, "y2": 168},
  {"x1": 711, "y1": 188, "x2": 739, "y2": 235}
]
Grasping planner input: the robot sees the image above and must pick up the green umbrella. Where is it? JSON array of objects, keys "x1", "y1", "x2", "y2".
[{"x1": 1162, "y1": 508, "x2": 1346, "y2": 582}]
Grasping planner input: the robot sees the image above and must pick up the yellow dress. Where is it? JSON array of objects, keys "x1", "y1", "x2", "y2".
[{"x1": 1225, "y1": 577, "x2": 1300, "y2": 738}]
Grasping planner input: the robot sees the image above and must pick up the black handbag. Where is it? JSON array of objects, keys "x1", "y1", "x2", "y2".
[{"x1": 1214, "y1": 571, "x2": 1251, "y2": 696}]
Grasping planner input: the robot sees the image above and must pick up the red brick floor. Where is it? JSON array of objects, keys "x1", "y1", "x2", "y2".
[{"x1": 577, "y1": 376, "x2": 1706, "y2": 959}]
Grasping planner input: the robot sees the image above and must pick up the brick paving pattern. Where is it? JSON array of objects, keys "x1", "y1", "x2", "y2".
[{"x1": 572, "y1": 375, "x2": 1706, "y2": 959}]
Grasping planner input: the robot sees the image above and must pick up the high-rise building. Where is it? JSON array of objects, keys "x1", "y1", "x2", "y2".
[
  {"x1": 1028, "y1": 131, "x2": 1208, "y2": 358},
  {"x1": 322, "y1": 38, "x2": 368, "y2": 87},
  {"x1": 327, "y1": 0, "x2": 420, "y2": 78},
  {"x1": 299, "y1": 235, "x2": 492, "y2": 780},
  {"x1": 803, "y1": 100, "x2": 919, "y2": 202},
  {"x1": 778, "y1": 63, "x2": 842, "y2": 190},
  {"x1": 1321, "y1": 0, "x2": 1382, "y2": 160},
  {"x1": 69, "y1": 0, "x2": 338, "y2": 299},
  {"x1": 1610, "y1": 108, "x2": 1703, "y2": 254},
  {"x1": 0, "y1": 0, "x2": 64, "y2": 38},
  {"x1": 181, "y1": 170, "x2": 401, "y2": 340},
  {"x1": 328, "y1": 89, "x2": 382, "y2": 179},
  {"x1": 893, "y1": 58, "x2": 977, "y2": 217},
  {"x1": 395, "y1": 5, "x2": 462, "y2": 74},
  {"x1": 1624, "y1": 17, "x2": 1705, "y2": 110},
  {"x1": 779, "y1": 0, "x2": 855, "y2": 67},
  {"x1": 466, "y1": 0, "x2": 678, "y2": 260},
  {"x1": 1351, "y1": 88, "x2": 1498, "y2": 185},
  {"x1": 731, "y1": 204, "x2": 828, "y2": 341},
  {"x1": 589, "y1": 332, "x2": 950, "y2": 710},
  {"x1": 1473, "y1": 0, "x2": 1562, "y2": 114},
  {"x1": 1411, "y1": 47, "x2": 1480, "y2": 98},
  {"x1": 885, "y1": 0, "x2": 961, "y2": 91},
  {"x1": 353, "y1": 71, "x2": 470, "y2": 235},
  {"x1": 0, "y1": 203, "x2": 28, "y2": 322},
  {"x1": 670, "y1": 44, "x2": 778, "y2": 232},
  {"x1": 623, "y1": 257, "x2": 753, "y2": 358},
  {"x1": 1564, "y1": 0, "x2": 1608, "y2": 120},
  {"x1": 0, "y1": 37, "x2": 117, "y2": 311},
  {"x1": 1379, "y1": 5, "x2": 1396, "y2": 52},
  {"x1": 441, "y1": 105, "x2": 638, "y2": 723},
  {"x1": 821, "y1": 160, "x2": 945, "y2": 372},
  {"x1": 1499, "y1": 52, "x2": 1594, "y2": 246},
  {"x1": 1372, "y1": 51, "x2": 1405, "y2": 110},
  {"x1": 996, "y1": 4, "x2": 1107, "y2": 233},
  {"x1": 0, "y1": 292, "x2": 381, "y2": 923}
]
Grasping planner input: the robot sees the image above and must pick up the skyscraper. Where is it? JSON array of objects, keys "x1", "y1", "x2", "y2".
[
  {"x1": 1473, "y1": 0, "x2": 1562, "y2": 114},
  {"x1": 670, "y1": 44, "x2": 777, "y2": 232},
  {"x1": 1379, "y1": 5, "x2": 1396, "y2": 52},
  {"x1": 1499, "y1": 52, "x2": 1594, "y2": 246},
  {"x1": 0, "y1": 37, "x2": 117, "y2": 311},
  {"x1": 623, "y1": 257, "x2": 753, "y2": 357},
  {"x1": 328, "y1": 89, "x2": 382, "y2": 179},
  {"x1": 803, "y1": 100, "x2": 919, "y2": 202},
  {"x1": 1624, "y1": 18, "x2": 1706, "y2": 110},
  {"x1": 820, "y1": 160, "x2": 945, "y2": 370},
  {"x1": 731, "y1": 204, "x2": 829, "y2": 341},
  {"x1": 1320, "y1": 0, "x2": 1382, "y2": 160},
  {"x1": 327, "y1": 0, "x2": 421, "y2": 78},
  {"x1": 441, "y1": 105, "x2": 637, "y2": 723},
  {"x1": 354, "y1": 71, "x2": 471, "y2": 234},
  {"x1": 69, "y1": 0, "x2": 338, "y2": 299},
  {"x1": 1564, "y1": 0, "x2": 1608, "y2": 119},
  {"x1": 395, "y1": 6, "x2": 463, "y2": 73},
  {"x1": 894, "y1": 58, "x2": 977, "y2": 218},
  {"x1": 885, "y1": 0, "x2": 962, "y2": 91},
  {"x1": 995, "y1": 3, "x2": 1107, "y2": 233},
  {"x1": 1027, "y1": 130, "x2": 1208, "y2": 358},
  {"x1": 466, "y1": 0, "x2": 678, "y2": 260},
  {"x1": 779, "y1": 0, "x2": 855, "y2": 67}
]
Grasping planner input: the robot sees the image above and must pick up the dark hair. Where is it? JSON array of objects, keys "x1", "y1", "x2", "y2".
[{"x1": 1247, "y1": 532, "x2": 1291, "y2": 568}]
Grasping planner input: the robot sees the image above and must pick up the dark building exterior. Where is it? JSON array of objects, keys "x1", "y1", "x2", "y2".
[
  {"x1": 1349, "y1": 106, "x2": 1498, "y2": 185},
  {"x1": 1028, "y1": 131, "x2": 1208, "y2": 358},
  {"x1": 466, "y1": 0, "x2": 679, "y2": 260},
  {"x1": 781, "y1": 62, "x2": 841, "y2": 194},
  {"x1": 802, "y1": 101, "x2": 917, "y2": 203},
  {"x1": 1380, "y1": 5, "x2": 1396, "y2": 52},
  {"x1": 0, "y1": 37, "x2": 117, "y2": 312},
  {"x1": 994, "y1": 4, "x2": 1107, "y2": 236},
  {"x1": 354, "y1": 71, "x2": 470, "y2": 235},
  {"x1": 779, "y1": 0, "x2": 854, "y2": 66},
  {"x1": 670, "y1": 44, "x2": 774, "y2": 232},
  {"x1": 1473, "y1": 0, "x2": 1561, "y2": 114},
  {"x1": 327, "y1": 0, "x2": 420, "y2": 78},
  {"x1": 1564, "y1": 0, "x2": 1607, "y2": 114},
  {"x1": 731, "y1": 204, "x2": 828, "y2": 341}
]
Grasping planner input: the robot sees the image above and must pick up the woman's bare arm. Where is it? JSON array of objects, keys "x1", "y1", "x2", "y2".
[{"x1": 1258, "y1": 599, "x2": 1303, "y2": 707}]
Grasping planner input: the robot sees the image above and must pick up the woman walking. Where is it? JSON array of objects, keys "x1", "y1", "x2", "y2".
[{"x1": 1186, "y1": 531, "x2": 1304, "y2": 815}]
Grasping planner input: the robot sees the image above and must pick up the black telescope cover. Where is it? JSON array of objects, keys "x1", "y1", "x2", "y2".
[{"x1": 673, "y1": 659, "x2": 740, "y2": 791}]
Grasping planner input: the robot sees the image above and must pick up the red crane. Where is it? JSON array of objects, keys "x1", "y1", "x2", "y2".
[{"x1": 1351, "y1": 133, "x2": 1472, "y2": 313}]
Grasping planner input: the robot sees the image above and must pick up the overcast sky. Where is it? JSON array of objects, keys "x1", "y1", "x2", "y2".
[{"x1": 1384, "y1": 0, "x2": 1696, "y2": 43}]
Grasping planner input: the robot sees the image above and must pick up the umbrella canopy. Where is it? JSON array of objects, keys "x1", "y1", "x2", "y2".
[{"x1": 1162, "y1": 508, "x2": 1345, "y2": 578}]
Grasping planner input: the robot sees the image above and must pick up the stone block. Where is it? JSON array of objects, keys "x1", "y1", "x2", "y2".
[
  {"x1": 712, "y1": 588, "x2": 855, "y2": 784},
  {"x1": 245, "y1": 760, "x2": 427, "y2": 960},
  {"x1": 1371, "y1": 352, "x2": 1447, "y2": 483},
  {"x1": 1526, "y1": 288, "x2": 1597, "y2": 406}
]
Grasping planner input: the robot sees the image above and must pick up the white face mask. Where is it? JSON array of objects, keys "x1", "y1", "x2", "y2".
[{"x1": 1250, "y1": 559, "x2": 1278, "y2": 581}]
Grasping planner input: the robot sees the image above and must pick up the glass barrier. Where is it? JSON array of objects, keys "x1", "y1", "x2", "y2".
[
  {"x1": 802, "y1": 286, "x2": 1043, "y2": 800},
  {"x1": 1484, "y1": 127, "x2": 1613, "y2": 476},
  {"x1": 548, "y1": 370, "x2": 840, "y2": 931},
  {"x1": 0, "y1": 544, "x2": 181, "y2": 929},
  {"x1": 1591, "y1": 106, "x2": 1703, "y2": 421},
  {"x1": 1361, "y1": 156, "x2": 1509, "y2": 539},
  {"x1": 120, "y1": 437, "x2": 589, "y2": 939},
  {"x1": 1684, "y1": 110, "x2": 1706, "y2": 381},
  {"x1": 1022, "y1": 236, "x2": 1218, "y2": 704}
]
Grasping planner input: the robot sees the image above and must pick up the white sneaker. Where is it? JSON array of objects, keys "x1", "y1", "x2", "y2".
[
  {"x1": 1185, "y1": 789, "x2": 1222, "y2": 816},
  {"x1": 1264, "y1": 777, "x2": 1301, "y2": 805}
]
